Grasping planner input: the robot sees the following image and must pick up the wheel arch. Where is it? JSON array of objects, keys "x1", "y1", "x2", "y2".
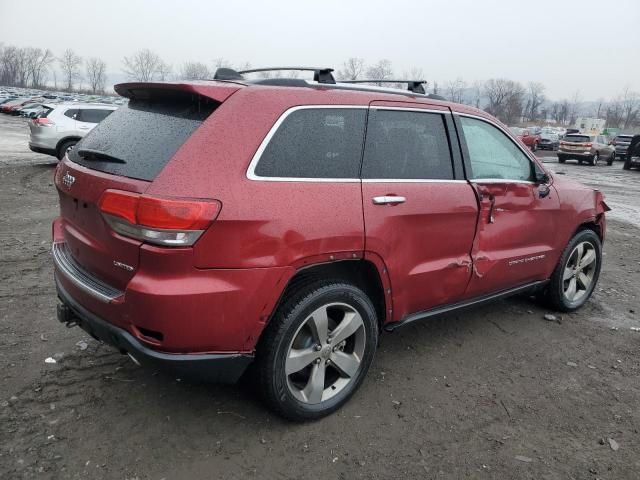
[
  {"x1": 55, "y1": 136, "x2": 82, "y2": 156},
  {"x1": 264, "y1": 258, "x2": 390, "y2": 333}
]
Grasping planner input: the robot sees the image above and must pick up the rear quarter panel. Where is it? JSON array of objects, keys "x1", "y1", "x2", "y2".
[{"x1": 146, "y1": 88, "x2": 367, "y2": 269}]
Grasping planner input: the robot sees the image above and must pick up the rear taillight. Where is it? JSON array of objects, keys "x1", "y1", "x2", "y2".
[
  {"x1": 34, "y1": 117, "x2": 54, "y2": 127},
  {"x1": 98, "y1": 189, "x2": 221, "y2": 246},
  {"x1": 584, "y1": 143, "x2": 592, "y2": 148}
]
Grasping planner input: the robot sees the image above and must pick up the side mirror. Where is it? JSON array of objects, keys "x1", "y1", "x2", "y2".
[{"x1": 536, "y1": 171, "x2": 550, "y2": 184}]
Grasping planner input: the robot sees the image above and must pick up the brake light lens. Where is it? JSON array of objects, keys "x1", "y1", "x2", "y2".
[
  {"x1": 98, "y1": 189, "x2": 221, "y2": 246},
  {"x1": 34, "y1": 117, "x2": 54, "y2": 127},
  {"x1": 584, "y1": 143, "x2": 592, "y2": 148}
]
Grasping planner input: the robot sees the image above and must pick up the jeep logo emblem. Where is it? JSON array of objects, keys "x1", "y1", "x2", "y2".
[{"x1": 62, "y1": 172, "x2": 75, "y2": 189}]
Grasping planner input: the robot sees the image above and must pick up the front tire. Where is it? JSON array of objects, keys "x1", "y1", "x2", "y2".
[
  {"x1": 558, "y1": 155, "x2": 566, "y2": 164},
  {"x1": 257, "y1": 281, "x2": 378, "y2": 421},
  {"x1": 607, "y1": 152, "x2": 615, "y2": 166},
  {"x1": 544, "y1": 229, "x2": 602, "y2": 312}
]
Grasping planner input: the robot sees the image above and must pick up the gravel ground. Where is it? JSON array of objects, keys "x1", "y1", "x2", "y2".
[{"x1": 1, "y1": 115, "x2": 639, "y2": 479}]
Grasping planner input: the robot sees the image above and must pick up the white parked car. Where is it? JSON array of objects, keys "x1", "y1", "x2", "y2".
[{"x1": 28, "y1": 103, "x2": 118, "y2": 160}]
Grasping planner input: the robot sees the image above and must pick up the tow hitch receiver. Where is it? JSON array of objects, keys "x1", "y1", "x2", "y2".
[{"x1": 57, "y1": 303, "x2": 78, "y2": 328}]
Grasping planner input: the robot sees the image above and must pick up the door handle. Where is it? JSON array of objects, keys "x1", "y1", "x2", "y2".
[{"x1": 372, "y1": 196, "x2": 406, "y2": 205}]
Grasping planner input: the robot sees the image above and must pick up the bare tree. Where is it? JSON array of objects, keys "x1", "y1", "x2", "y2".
[
  {"x1": 85, "y1": 57, "x2": 107, "y2": 94},
  {"x1": 605, "y1": 102, "x2": 623, "y2": 128},
  {"x1": 180, "y1": 61, "x2": 211, "y2": 80},
  {"x1": 484, "y1": 78, "x2": 525, "y2": 124},
  {"x1": 0, "y1": 45, "x2": 20, "y2": 85},
  {"x1": 14, "y1": 47, "x2": 29, "y2": 87},
  {"x1": 470, "y1": 80, "x2": 483, "y2": 108},
  {"x1": 25, "y1": 47, "x2": 54, "y2": 87},
  {"x1": 592, "y1": 98, "x2": 606, "y2": 119},
  {"x1": 59, "y1": 48, "x2": 82, "y2": 91},
  {"x1": 526, "y1": 82, "x2": 545, "y2": 121},
  {"x1": 123, "y1": 49, "x2": 162, "y2": 82},
  {"x1": 445, "y1": 78, "x2": 467, "y2": 104},
  {"x1": 157, "y1": 61, "x2": 172, "y2": 81},
  {"x1": 366, "y1": 59, "x2": 393, "y2": 85},
  {"x1": 568, "y1": 90, "x2": 581, "y2": 125},
  {"x1": 337, "y1": 58, "x2": 365, "y2": 80},
  {"x1": 618, "y1": 87, "x2": 640, "y2": 129}
]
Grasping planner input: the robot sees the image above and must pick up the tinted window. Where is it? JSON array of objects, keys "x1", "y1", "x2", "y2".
[
  {"x1": 460, "y1": 116, "x2": 533, "y2": 181},
  {"x1": 69, "y1": 97, "x2": 217, "y2": 181},
  {"x1": 362, "y1": 110, "x2": 453, "y2": 180},
  {"x1": 78, "y1": 108, "x2": 113, "y2": 123},
  {"x1": 255, "y1": 108, "x2": 366, "y2": 179},
  {"x1": 564, "y1": 135, "x2": 592, "y2": 143},
  {"x1": 63, "y1": 109, "x2": 79, "y2": 119}
]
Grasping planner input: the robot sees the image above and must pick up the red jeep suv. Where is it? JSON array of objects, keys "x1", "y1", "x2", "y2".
[{"x1": 52, "y1": 68, "x2": 608, "y2": 420}]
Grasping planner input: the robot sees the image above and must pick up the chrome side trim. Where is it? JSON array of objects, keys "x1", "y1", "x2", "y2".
[
  {"x1": 370, "y1": 106, "x2": 447, "y2": 114},
  {"x1": 471, "y1": 178, "x2": 536, "y2": 185},
  {"x1": 246, "y1": 105, "x2": 367, "y2": 183},
  {"x1": 362, "y1": 179, "x2": 467, "y2": 184},
  {"x1": 52, "y1": 242, "x2": 123, "y2": 303}
]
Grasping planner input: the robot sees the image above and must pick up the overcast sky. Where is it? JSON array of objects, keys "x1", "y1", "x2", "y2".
[{"x1": 1, "y1": 0, "x2": 639, "y2": 100}]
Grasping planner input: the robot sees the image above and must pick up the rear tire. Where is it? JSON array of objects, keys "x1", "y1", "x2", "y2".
[
  {"x1": 589, "y1": 152, "x2": 599, "y2": 166},
  {"x1": 256, "y1": 280, "x2": 378, "y2": 421},
  {"x1": 57, "y1": 140, "x2": 77, "y2": 161},
  {"x1": 623, "y1": 157, "x2": 632, "y2": 170},
  {"x1": 543, "y1": 229, "x2": 602, "y2": 312},
  {"x1": 558, "y1": 155, "x2": 566, "y2": 164},
  {"x1": 607, "y1": 152, "x2": 614, "y2": 166}
]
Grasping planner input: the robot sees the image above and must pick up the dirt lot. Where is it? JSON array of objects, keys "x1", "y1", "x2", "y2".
[{"x1": 1, "y1": 115, "x2": 639, "y2": 479}]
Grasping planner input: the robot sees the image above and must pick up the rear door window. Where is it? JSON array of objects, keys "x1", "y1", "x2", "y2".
[
  {"x1": 77, "y1": 108, "x2": 114, "y2": 123},
  {"x1": 253, "y1": 108, "x2": 366, "y2": 179},
  {"x1": 63, "y1": 109, "x2": 79, "y2": 119},
  {"x1": 361, "y1": 109, "x2": 454, "y2": 180},
  {"x1": 68, "y1": 97, "x2": 217, "y2": 181}
]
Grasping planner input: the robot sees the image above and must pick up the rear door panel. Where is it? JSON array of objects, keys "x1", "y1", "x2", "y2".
[{"x1": 362, "y1": 102, "x2": 478, "y2": 321}]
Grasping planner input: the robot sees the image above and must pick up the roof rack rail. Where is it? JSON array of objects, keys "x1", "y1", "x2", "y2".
[
  {"x1": 340, "y1": 79, "x2": 427, "y2": 95},
  {"x1": 237, "y1": 67, "x2": 336, "y2": 84}
]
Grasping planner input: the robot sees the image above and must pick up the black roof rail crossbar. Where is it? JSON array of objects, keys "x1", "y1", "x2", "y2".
[
  {"x1": 340, "y1": 79, "x2": 427, "y2": 95},
  {"x1": 237, "y1": 67, "x2": 336, "y2": 84}
]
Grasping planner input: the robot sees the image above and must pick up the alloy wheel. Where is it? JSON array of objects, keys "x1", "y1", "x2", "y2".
[
  {"x1": 285, "y1": 302, "x2": 366, "y2": 404},
  {"x1": 562, "y1": 241, "x2": 597, "y2": 303}
]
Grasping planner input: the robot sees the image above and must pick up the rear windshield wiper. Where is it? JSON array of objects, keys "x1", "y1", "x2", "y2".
[{"x1": 76, "y1": 148, "x2": 126, "y2": 164}]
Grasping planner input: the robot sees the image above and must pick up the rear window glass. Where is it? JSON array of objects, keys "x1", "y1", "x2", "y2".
[
  {"x1": 254, "y1": 108, "x2": 366, "y2": 179},
  {"x1": 564, "y1": 135, "x2": 591, "y2": 143},
  {"x1": 69, "y1": 97, "x2": 217, "y2": 181},
  {"x1": 77, "y1": 108, "x2": 114, "y2": 123},
  {"x1": 362, "y1": 110, "x2": 453, "y2": 180},
  {"x1": 615, "y1": 136, "x2": 633, "y2": 141}
]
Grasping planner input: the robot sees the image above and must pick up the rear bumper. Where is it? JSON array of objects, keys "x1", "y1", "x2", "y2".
[
  {"x1": 56, "y1": 278, "x2": 253, "y2": 383},
  {"x1": 558, "y1": 150, "x2": 593, "y2": 158},
  {"x1": 29, "y1": 143, "x2": 57, "y2": 156}
]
